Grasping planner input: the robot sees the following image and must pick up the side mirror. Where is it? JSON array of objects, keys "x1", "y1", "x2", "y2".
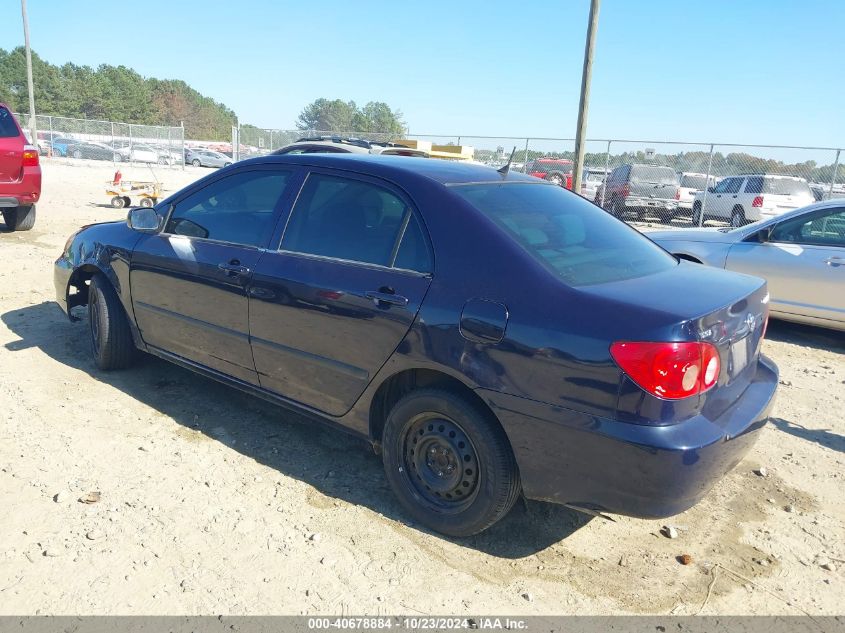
[{"x1": 127, "y1": 207, "x2": 161, "y2": 233}]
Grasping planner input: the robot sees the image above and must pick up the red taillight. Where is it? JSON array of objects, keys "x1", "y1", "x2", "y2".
[
  {"x1": 752, "y1": 195, "x2": 764, "y2": 208},
  {"x1": 610, "y1": 341, "x2": 721, "y2": 400},
  {"x1": 22, "y1": 146, "x2": 39, "y2": 167},
  {"x1": 620, "y1": 183, "x2": 630, "y2": 197},
  {"x1": 674, "y1": 188, "x2": 681, "y2": 200},
  {"x1": 565, "y1": 174, "x2": 573, "y2": 190}
]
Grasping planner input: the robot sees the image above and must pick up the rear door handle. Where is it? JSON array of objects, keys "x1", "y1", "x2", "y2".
[
  {"x1": 218, "y1": 260, "x2": 251, "y2": 276},
  {"x1": 824, "y1": 256, "x2": 843, "y2": 267},
  {"x1": 365, "y1": 290, "x2": 409, "y2": 307}
]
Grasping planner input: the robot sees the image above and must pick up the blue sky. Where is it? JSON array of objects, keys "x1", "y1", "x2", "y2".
[{"x1": 1, "y1": 0, "x2": 843, "y2": 149}]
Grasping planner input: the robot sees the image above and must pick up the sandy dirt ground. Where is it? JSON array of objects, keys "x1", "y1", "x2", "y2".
[{"x1": 0, "y1": 160, "x2": 843, "y2": 615}]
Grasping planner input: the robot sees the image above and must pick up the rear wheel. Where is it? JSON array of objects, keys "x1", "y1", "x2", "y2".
[
  {"x1": 72, "y1": 149, "x2": 82, "y2": 159},
  {"x1": 110, "y1": 196, "x2": 125, "y2": 209},
  {"x1": 382, "y1": 389, "x2": 520, "y2": 536},
  {"x1": 140, "y1": 198, "x2": 154, "y2": 208},
  {"x1": 88, "y1": 274, "x2": 136, "y2": 371},
  {"x1": 731, "y1": 206, "x2": 746, "y2": 228},
  {"x1": 192, "y1": 159, "x2": 201, "y2": 167},
  {"x1": 157, "y1": 156, "x2": 168, "y2": 165},
  {"x1": 2, "y1": 205, "x2": 36, "y2": 231},
  {"x1": 692, "y1": 202, "x2": 703, "y2": 226},
  {"x1": 610, "y1": 197, "x2": 624, "y2": 218}
]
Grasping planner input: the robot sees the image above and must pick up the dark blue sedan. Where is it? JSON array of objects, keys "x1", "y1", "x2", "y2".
[{"x1": 54, "y1": 154, "x2": 778, "y2": 536}]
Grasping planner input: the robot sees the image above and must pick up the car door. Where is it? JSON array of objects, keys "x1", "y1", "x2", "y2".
[
  {"x1": 130, "y1": 166, "x2": 297, "y2": 384},
  {"x1": 248, "y1": 170, "x2": 434, "y2": 416},
  {"x1": 725, "y1": 206, "x2": 845, "y2": 323},
  {"x1": 707, "y1": 177, "x2": 736, "y2": 219}
]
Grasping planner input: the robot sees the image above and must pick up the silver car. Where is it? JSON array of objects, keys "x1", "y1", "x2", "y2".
[
  {"x1": 649, "y1": 200, "x2": 845, "y2": 331},
  {"x1": 189, "y1": 149, "x2": 233, "y2": 168}
]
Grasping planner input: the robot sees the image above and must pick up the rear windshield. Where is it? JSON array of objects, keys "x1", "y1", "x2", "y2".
[
  {"x1": 584, "y1": 171, "x2": 605, "y2": 182},
  {"x1": 680, "y1": 174, "x2": 709, "y2": 189},
  {"x1": 535, "y1": 161, "x2": 573, "y2": 174},
  {"x1": 451, "y1": 182, "x2": 676, "y2": 286},
  {"x1": 0, "y1": 107, "x2": 21, "y2": 138},
  {"x1": 630, "y1": 166, "x2": 678, "y2": 185},
  {"x1": 762, "y1": 177, "x2": 812, "y2": 196}
]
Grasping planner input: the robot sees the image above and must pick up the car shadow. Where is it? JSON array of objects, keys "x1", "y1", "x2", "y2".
[
  {"x1": 769, "y1": 417, "x2": 845, "y2": 454},
  {"x1": 765, "y1": 319, "x2": 845, "y2": 353},
  {"x1": 1, "y1": 301, "x2": 589, "y2": 557}
]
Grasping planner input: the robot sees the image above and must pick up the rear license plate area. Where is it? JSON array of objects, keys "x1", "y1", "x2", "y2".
[{"x1": 731, "y1": 336, "x2": 749, "y2": 375}]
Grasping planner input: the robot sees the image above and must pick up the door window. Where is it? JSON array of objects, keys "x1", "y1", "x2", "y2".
[
  {"x1": 165, "y1": 169, "x2": 290, "y2": 247},
  {"x1": 394, "y1": 213, "x2": 433, "y2": 272},
  {"x1": 724, "y1": 178, "x2": 743, "y2": 194},
  {"x1": 281, "y1": 173, "x2": 410, "y2": 267},
  {"x1": 770, "y1": 208, "x2": 845, "y2": 247}
]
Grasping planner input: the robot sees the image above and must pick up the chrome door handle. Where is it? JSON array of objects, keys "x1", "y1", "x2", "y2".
[
  {"x1": 824, "y1": 257, "x2": 843, "y2": 267},
  {"x1": 218, "y1": 261, "x2": 251, "y2": 276}
]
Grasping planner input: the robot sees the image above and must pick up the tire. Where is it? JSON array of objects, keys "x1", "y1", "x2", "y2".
[
  {"x1": 2, "y1": 205, "x2": 36, "y2": 231},
  {"x1": 110, "y1": 196, "x2": 125, "y2": 209},
  {"x1": 140, "y1": 198, "x2": 153, "y2": 208},
  {"x1": 114, "y1": 153, "x2": 123, "y2": 162},
  {"x1": 731, "y1": 206, "x2": 746, "y2": 228},
  {"x1": 72, "y1": 149, "x2": 82, "y2": 159},
  {"x1": 192, "y1": 159, "x2": 201, "y2": 167},
  {"x1": 546, "y1": 173, "x2": 563, "y2": 187},
  {"x1": 610, "y1": 197, "x2": 624, "y2": 218},
  {"x1": 157, "y1": 156, "x2": 168, "y2": 165},
  {"x1": 382, "y1": 389, "x2": 520, "y2": 537},
  {"x1": 224, "y1": 162, "x2": 232, "y2": 167},
  {"x1": 122, "y1": 196, "x2": 131, "y2": 208},
  {"x1": 692, "y1": 202, "x2": 703, "y2": 226},
  {"x1": 88, "y1": 274, "x2": 136, "y2": 371}
]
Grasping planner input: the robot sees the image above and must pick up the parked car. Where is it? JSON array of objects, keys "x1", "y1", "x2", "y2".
[
  {"x1": 115, "y1": 143, "x2": 172, "y2": 165},
  {"x1": 599, "y1": 163, "x2": 680, "y2": 222},
  {"x1": 691, "y1": 174, "x2": 815, "y2": 227},
  {"x1": 188, "y1": 149, "x2": 234, "y2": 168},
  {"x1": 810, "y1": 182, "x2": 845, "y2": 202},
  {"x1": 66, "y1": 141, "x2": 118, "y2": 161},
  {"x1": 525, "y1": 158, "x2": 573, "y2": 189},
  {"x1": 677, "y1": 172, "x2": 715, "y2": 216},
  {"x1": 54, "y1": 154, "x2": 777, "y2": 536},
  {"x1": 650, "y1": 199, "x2": 845, "y2": 331},
  {"x1": 579, "y1": 168, "x2": 606, "y2": 201},
  {"x1": 274, "y1": 137, "x2": 429, "y2": 157},
  {"x1": 0, "y1": 104, "x2": 41, "y2": 231},
  {"x1": 47, "y1": 136, "x2": 81, "y2": 157}
]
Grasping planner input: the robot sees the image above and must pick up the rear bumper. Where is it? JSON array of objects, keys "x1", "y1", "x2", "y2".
[
  {"x1": 481, "y1": 354, "x2": 778, "y2": 518},
  {"x1": 0, "y1": 167, "x2": 41, "y2": 206},
  {"x1": 622, "y1": 197, "x2": 677, "y2": 211}
]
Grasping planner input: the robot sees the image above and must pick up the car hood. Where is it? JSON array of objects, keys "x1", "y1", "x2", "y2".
[{"x1": 647, "y1": 227, "x2": 738, "y2": 244}]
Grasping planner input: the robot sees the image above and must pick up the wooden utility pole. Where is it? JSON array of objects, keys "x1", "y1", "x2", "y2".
[
  {"x1": 572, "y1": 0, "x2": 600, "y2": 195},
  {"x1": 21, "y1": 0, "x2": 37, "y2": 144}
]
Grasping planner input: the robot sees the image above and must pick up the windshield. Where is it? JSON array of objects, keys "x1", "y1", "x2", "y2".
[
  {"x1": 680, "y1": 174, "x2": 709, "y2": 189},
  {"x1": 451, "y1": 183, "x2": 676, "y2": 286},
  {"x1": 763, "y1": 178, "x2": 812, "y2": 196},
  {"x1": 630, "y1": 166, "x2": 678, "y2": 185}
]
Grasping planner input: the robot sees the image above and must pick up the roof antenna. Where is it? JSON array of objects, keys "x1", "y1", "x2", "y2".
[{"x1": 497, "y1": 146, "x2": 517, "y2": 176}]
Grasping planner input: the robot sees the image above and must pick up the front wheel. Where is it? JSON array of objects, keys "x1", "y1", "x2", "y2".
[
  {"x1": 88, "y1": 274, "x2": 136, "y2": 370},
  {"x1": 110, "y1": 196, "x2": 125, "y2": 209},
  {"x1": 2, "y1": 205, "x2": 36, "y2": 231},
  {"x1": 382, "y1": 389, "x2": 520, "y2": 537}
]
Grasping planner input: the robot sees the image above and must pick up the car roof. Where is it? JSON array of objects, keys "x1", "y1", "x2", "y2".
[
  {"x1": 239, "y1": 153, "x2": 541, "y2": 186},
  {"x1": 277, "y1": 140, "x2": 369, "y2": 154}
]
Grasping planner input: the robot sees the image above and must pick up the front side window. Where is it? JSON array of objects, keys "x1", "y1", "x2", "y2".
[
  {"x1": 452, "y1": 182, "x2": 676, "y2": 286},
  {"x1": 165, "y1": 169, "x2": 290, "y2": 247},
  {"x1": 281, "y1": 173, "x2": 410, "y2": 266},
  {"x1": 771, "y1": 208, "x2": 845, "y2": 247}
]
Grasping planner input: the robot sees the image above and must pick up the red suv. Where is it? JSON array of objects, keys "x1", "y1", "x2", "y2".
[
  {"x1": 525, "y1": 157, "x2": 573, "y2": 189},
  {"x1": 0, "y1": 104, "x2": 41, "y2": 231}
]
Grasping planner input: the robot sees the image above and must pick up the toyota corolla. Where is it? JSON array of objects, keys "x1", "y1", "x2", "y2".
[{"x1": 54, "y1": 154, "x2": 778, "y2": 536}]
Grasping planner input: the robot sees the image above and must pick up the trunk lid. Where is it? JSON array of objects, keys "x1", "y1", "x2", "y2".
[{"x1": 582, "y1": 261, "x2": 769, "y2": 425}]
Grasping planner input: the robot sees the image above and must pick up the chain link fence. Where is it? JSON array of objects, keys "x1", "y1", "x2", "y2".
[
  {"x1": 15, "y1": 113, "x2": 185, "y2": 169},
  {"x1": 15, "y1": 112, "x2": 845, "y2": 228}
]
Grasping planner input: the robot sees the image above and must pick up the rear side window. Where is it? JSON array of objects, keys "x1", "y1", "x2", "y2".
[
  {"x1": 452, "y1": 183, "x2": 676, "y2": 286},
  {"x1": 166, "y1": 170, "x2": 290, "y2": 247},
  {"x1": 744, "y1": 177, "x2": 764, "y2": 194},
  {"x1": 630, "y1": 166, "x2": 678, "y2": 185},
  {"x1": 394, "y1": 213, "x2": 432, "y2": 272},
  {"x1": 281, "y1": 173, "x2": 409, "y2": 267},
  {"x1": 763, "y1": 178, "x2": 812, "y2": 196},
  {"x1": 0, "y1": 107, "x2": 21, "y2": 138}
]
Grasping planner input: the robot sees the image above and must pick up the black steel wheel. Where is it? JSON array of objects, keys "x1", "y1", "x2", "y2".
[{"x1": 382, "y1": 389, "x2": 520, "y2": 536}]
